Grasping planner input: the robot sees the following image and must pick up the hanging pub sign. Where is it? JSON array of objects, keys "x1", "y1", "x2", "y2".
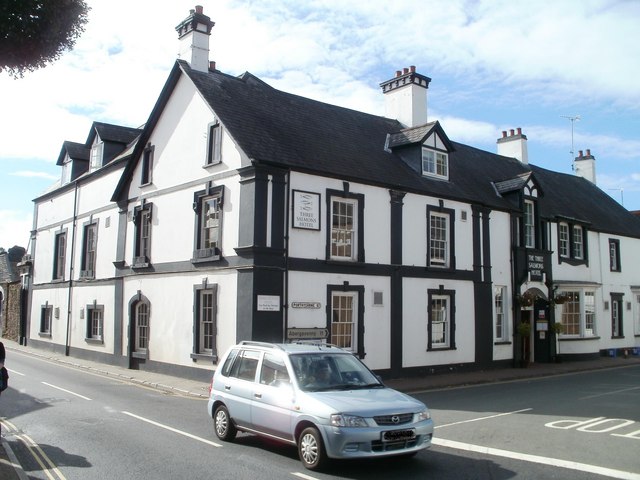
[
  {"x1": 292, "y1": 190, "x2": 320, "y2": 230},
  {"x1": 527, "y1": 253, "x2": 544, "y2": 281}
]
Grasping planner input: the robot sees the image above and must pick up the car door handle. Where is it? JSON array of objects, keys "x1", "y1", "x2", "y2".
[
  {"x1": 224, "y1": 385, "x2": 231, "y2": 391},
  {"x1": 254, "y1": 393, "x2": 262, "y2": 399}
]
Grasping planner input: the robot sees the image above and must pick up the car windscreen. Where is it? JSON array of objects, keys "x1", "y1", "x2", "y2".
[{"x1": 289, "y1": 353, "x2": 382, "y2": 392}]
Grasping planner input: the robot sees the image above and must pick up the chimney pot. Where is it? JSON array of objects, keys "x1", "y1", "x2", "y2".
[
  {"x1": 517, "y1": 127, "x2": 522, "y2": 135},
  {"x1": 195, "y1": 5, "x2": 203, "y2": 14},
  {"x1": 578, "y1": 150, "x2": 583, "y2": 157},
  {"x1": 510, "y1": 129, "x2": 515, "y2": 136},
  {"x1": 410, "y1": 65, "x2": 416, "y2": 73},
  {"x1": 586, "y1": 148, "x2": 591, "y2": 156},
  {"x1": 209, "y1": 60, "x2": 216, "y2": 71},
  {"x1": 395, "y1": 70, "x2": 402, "y2": 77},
  {"x1": 403, "y1": 67, "x2": 409, "y2": 74},
  {"x1": 502, "y1": 131, "x2": 507, "y2": 138}
]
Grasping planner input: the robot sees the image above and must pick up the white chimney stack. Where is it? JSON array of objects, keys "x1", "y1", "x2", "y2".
[
  {"x1": 380, "y1": 66, "x2": 431, "y2": 128},
  {"x1": 175, "y1": 5, "x2": 215, "y2": 73},
  {"x1": 497, "y1": 127, "x2": 529, "y2": 164},
  {"x1": 573, "y1": 149, "x2": 597, "y2": 184}
]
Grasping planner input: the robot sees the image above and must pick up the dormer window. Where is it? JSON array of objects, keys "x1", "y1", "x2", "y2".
[
  {"x1": 90, "y1": 141, "x2": 104, "y2": 170},
  {"x1": 422, "y1": 147, "x2": 448, "y2": 179},
  {"x1": 61, "y1": 157, "x2": 72, "y2": 185},
  {"x1": 524, "y1": 200, "x2": 535, "y2": 248}
]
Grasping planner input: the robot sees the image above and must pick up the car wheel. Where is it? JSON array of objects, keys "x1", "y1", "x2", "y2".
[
  {"x1": 298, "y1": 427, "x2": 326, "y2": 470},
  {"x1": 213, "y1": 405, "x2": 237, "y2": 441}
]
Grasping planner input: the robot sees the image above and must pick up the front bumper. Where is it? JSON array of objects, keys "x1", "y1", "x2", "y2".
[{"x1": 318, "y1": 418, "x2": 434, "y2": 459}]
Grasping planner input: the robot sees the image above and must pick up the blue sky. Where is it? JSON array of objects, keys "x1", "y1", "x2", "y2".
[{"x1": 1, "y1": 0, "x2": 639, "y2": 250}]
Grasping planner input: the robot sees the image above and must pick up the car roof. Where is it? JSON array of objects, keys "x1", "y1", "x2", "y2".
[{"x1": 236, "y1": 341, "x2": 351, "y2": 355}]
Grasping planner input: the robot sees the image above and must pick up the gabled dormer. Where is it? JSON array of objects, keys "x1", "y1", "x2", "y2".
[
  {"x1": 494, "y1": 172, "x2": 545, "y2": 249},
  {"x1": 386, "y1": 121, "x2": 455, "y2": 181},
  {"x1": 85, "y1": 122, "x2": 141, "y2": 172},
  {"x1": 56, "y1": 141, "x2": 89, "y2": 185}
]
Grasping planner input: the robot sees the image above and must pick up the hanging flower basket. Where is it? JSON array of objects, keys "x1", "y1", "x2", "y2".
[
  {"x1": 517, "y1": 292, "x2": 535, "y2": 307},
  {"x1": 552, "y1": 294, "x2": 569, "y2": 305}
]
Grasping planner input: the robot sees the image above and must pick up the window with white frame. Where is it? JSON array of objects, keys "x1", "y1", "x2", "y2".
[
  {"x1": 558, "y1": 289, "x2": 597, "y2": 337},
  {"x1": 573, "y1": 226, "x2": 584, "y2": 259},
  {"x1": 634, "y1": 293, "x2": 640, "y2": 335},
  {"x1": 609, "y1": 239, "x2": 621, "y2": 272},
  {"x1": 611, "y1": 294, "x2": 623, "y2": 338},
  {"x1": 80, "y1": 222, "x2": 97, "y2": 278},
  {"x1": 141, "y1": 143, "x2": 154, "y2": 185},
  {"x1": 558, "y1": 223, "x2": 569, "y2": 257},
  {"x1": 90, "y1": 140, "x2": 104, "y2": 170},
  {"x1": 40, "y1": 304, "x2": 52, "y2": 335},
  {"x1": 133, "y1": 203, "x2": 152, "y2": 266},
  {"x1": 86, "y1": 304, "x2": 104, "y2": 342},
  {"x1": 331, "y1": 198, "x2": 357, "y2": 260},
  {"x1": 331, "y1": 292, "x2": 356, "y2": 351},
  {"x1": 206, "y1": 121, "x2": 222, "y2": 165},
  {"x1": 428, "y1": 289, "x2": 456, "y2": 350},
  {"x1": 134, "y1": 301, "x2": 150, "y2": 353},
  {"x1": 429, "y1": 212, "x2": 448, "y2": 266},
  {"x1": 427, "y1": 205, "x2": 454, "y2": 269},
  {"x1": 61, "y1": 158, "x2": 72, "y2": 185},
  {"x1": 422, "y1": 148, "x2": 448, "y2": 179},
  {"x1": 494, "y1": 286, "x2": 508, "y2": 342},
  {"x1": 524, "y1": 200, "x2": 535, "y2": 248},
  {"x1": 193, "y1": 284, "x2": 217, "y2": 360},
  {"x1": 53, "y1": 231, "x2": 66, "y2": 280},
  {"x1": 193, "y1": 185, "x2": 224, "y2": 262}
]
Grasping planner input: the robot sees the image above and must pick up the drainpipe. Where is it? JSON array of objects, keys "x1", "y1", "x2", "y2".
[
  {"x1": 283, "y1": 170, "x2": 291, "y2": 341},
  {"x1": 65, "y1": 181, "x2": 79, "y2": 356}
]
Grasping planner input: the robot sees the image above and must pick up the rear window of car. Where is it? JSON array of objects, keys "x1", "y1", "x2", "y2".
[
  {"x1": 220, "y1": 349, "x2": 239, "y2": 377},
  {"x1": 230, "y1": 350, "x2": 261, "y2": 381}
]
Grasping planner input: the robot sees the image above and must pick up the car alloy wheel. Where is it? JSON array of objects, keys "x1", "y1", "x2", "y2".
[
  {"x1": 214, "y1": 405, "x2": 236, "y2": 441},
  {"x1": 298, "y1": 427, "x2": 326, "y2": 470}
]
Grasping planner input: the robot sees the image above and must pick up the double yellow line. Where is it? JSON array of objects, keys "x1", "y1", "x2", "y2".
[{"x1": 1, "y1": 418, "x2": 66, "y2": 480}]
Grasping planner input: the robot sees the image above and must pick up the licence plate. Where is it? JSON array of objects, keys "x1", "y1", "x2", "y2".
[{"x1": 382, "y1": 429, "x2": 416, "y2": 442}]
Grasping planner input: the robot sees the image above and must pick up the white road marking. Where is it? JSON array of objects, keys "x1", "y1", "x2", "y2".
[
  {"x1": 6, "y1": 368, "x2": 25, "y2": 376},
  {"x1": 122, "y1": 411, "x2": 222, "y2": 447},
  {"x1": 433, "y1": 437, "x2": 640, "y2": 480},
  {"x1": 435, "y1": 408, "x2": 532, "y2": 429},
  {"x1": 581, "y1": 385, "x2": 640, "y2": 400},
  {"x1": 41, "y1": 382, "x2": 92, "y2": 400},
  {"x1": 291, "y1": 472, "x2": 321, "y2": 480}
]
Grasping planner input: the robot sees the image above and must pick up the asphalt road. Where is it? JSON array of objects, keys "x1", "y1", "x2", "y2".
[{"x1": 2, "y1": 351, "x2": 639, "y2": 479}]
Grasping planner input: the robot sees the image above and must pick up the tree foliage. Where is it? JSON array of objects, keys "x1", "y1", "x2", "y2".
[{"x1": 0, "y1": 0, "x2": 90, "y2": 78}]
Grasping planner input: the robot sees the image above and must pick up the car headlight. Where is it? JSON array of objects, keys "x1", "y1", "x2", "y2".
[
  {"x1": 418, "y1": 409, "x2": 431, "y2": 421},
  {"x1": 330, "y1": 414, "x2": 368, "y2": 427}
]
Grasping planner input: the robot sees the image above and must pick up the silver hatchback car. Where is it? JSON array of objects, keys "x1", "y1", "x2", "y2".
[{"x1": 207, "y1": 341, "x2": 434, "y2": 470}]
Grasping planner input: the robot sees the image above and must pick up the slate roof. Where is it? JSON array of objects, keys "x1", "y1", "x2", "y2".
[
  {"x1": 56, "y1": 141, "x2": 89, "y2": 166},
  {"x1": 0, "y1": 246, "x2": 25, "y2": 283},
  {"x1": 89, "y1": 122, "x2": 141, "y2": 145},
  {"x1": 115, "y1": 60, "x2": 640, "y2": 239}
]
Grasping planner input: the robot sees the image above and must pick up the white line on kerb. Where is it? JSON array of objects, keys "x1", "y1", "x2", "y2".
[
  {"x1": 435, "y1": 408, "x2": 533, "y2": 429},
  {"x1": 122, "y1": 411, "x2": 222, "y2": 447},
  {"x1": 41, "y1": 382, "x2": 92, "y2": 401},
  {"x1": 433, "y1": 438, "x2": 640, "y2": 480}
]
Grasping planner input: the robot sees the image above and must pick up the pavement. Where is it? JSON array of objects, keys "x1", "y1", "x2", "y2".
[{"x1": 1, "y1": 339, "x2": 639, "y2": 480}]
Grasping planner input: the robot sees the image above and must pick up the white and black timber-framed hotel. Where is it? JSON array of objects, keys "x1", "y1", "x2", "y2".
[{"x1": 16, "y1": 6, "x2": 640, "y2": 382}]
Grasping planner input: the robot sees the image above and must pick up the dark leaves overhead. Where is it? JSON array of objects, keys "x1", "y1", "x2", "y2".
[{"x1": 0, "y1": 0, "x2": 90, "y2": 78}]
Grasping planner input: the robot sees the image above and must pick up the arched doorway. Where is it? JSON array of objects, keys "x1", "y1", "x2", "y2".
[
  {"x1": 519, "y1": 287, "x2": 551, "y2": 364},
  {"x1": 128, "y1": 292, "x2": 150, "y2": 370}
]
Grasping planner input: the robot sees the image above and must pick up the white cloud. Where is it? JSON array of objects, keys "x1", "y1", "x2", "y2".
[{"x1": 0, "y1": 210, "x2": 32, "y2": 249}]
